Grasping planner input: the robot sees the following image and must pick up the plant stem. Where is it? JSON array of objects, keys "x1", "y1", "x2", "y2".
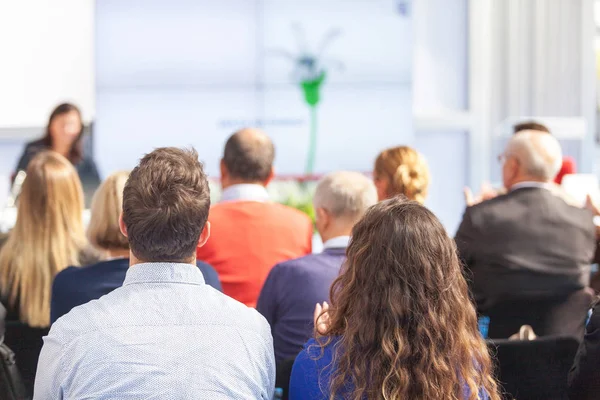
[{"x1": 305, "y1": 105, "x2": 318, "y2": 175}]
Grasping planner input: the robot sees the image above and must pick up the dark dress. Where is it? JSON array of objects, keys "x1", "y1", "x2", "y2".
[
  {"x1": 51, "y1": 259, "x2": 223, "y2": 324},
  {"x1": 0, "y1": 246, "x2": 101, "y2": 397},
  {"x1": 15, "y1": 139, "x2": 101, "y2": 204}
]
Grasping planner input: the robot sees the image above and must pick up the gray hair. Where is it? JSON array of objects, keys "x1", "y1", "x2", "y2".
[
  {"x1": 313, "y1": 171, "x2": 378, "y2": 221},
  {"x1": 507, "y1": 130, "x2": 563, "y2": 180}
]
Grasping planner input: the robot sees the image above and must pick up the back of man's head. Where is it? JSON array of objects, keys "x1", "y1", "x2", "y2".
[
  {"x1": 508, "y1": 130, "x2": 562, "y2": 181},
  {"x1": 122, "y1": 147, "x2": 210, "y2": 262},
  {"x1": 313, "y1": 171, "x2": 378, "y2": 223},
  {"x1": 514, "y1": 121, "x2": 550, "y2": 134},
  {"x1": 222, "y1": 128, "x2": 275, "y2": 183}
]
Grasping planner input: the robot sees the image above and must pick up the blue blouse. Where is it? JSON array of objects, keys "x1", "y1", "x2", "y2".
[{"x1": 289, "y1": 338, "x2": 489, "y2": 400}]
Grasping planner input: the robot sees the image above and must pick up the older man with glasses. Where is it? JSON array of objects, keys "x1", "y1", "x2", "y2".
[{"x1": 455, "y1": 130, "x2": 595, "y2": 312}]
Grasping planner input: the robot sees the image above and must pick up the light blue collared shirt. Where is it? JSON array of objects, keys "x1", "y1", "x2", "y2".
[
  {"x1": 220, "y1": 184, "x2": 270, "y2": 203},
  {"x1": 34, "y1": 262, "x2": 275, "y2": 399}
]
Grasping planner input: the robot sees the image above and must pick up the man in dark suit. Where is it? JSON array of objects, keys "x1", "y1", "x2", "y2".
[
  {"x1": 569, "y1": 301, "x2": 600, "y2": 400},
  {"x1": 256, "y1": 171, "x2": 377, "y2": 363},
  {"x1": 455, "y1": 130, "x2": 595, "y2": 310}
]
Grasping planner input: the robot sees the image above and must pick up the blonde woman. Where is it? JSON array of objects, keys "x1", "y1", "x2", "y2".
[
  {"x1": 0, "y1": 151, "x2": 99, "y2": 393},
  {"x1": 50, "y1": 171, "x2": 130, "y2": 323},
  {"x1": 51, "y1": 171, "x2": 222, "y2": 323},
  {"x1": 373, "y1": 146, "x2": 430, "y2": 203}
]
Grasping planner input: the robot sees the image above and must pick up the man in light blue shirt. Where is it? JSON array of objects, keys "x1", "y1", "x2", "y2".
[{"x1": 34, "y1": 147, "x2": 275, "y2": 399}]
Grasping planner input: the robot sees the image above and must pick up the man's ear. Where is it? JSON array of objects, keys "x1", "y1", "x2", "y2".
[
  {"x1": 220, "y1": 159, "x2": 228, "y2": 180},
  {"x1": 119, "y1": 213, "x2": 128, "y2": 238},
  {"x1": 315, "y1": 207, "x2": 329, "y2": 230},
  {"x1": 263, "y1": 166, "x2": 275, "y2": 186},
  {"x1": 197, "y1": 221, "x2": 211, "y2": 248}
]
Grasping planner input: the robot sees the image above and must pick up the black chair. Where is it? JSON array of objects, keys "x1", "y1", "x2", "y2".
[
  {"x1": 482, "y1": 288, "x2": 594, "y2": 339},
  {"x1": 275, "y1": 357, "x2": 296, "y2": 400},
  {"x1": 488, "y1": 336, "x2": 579, "y2": 400},
  {"x1": 3, "y1": 322, "x2": 48, "y2": 397}
]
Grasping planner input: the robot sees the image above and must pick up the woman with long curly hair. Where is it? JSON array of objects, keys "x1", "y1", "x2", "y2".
[{"x1": 289, "y1": 197, "x2": 500, "y2": 400}]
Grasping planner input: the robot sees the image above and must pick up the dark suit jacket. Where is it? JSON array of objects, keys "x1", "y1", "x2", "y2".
[
  {"x1": 455, "y1": 187, "x2": 595, "y2": 310},
  {"x1": 51, "y1": 259, "x2": 222, "y2": 324},
  {"x1": 256, "y1": 248, "x2": 345, "y2": 363},
  {"x1": 569, "y1": 300, "x2": 600, "y2": 400}
]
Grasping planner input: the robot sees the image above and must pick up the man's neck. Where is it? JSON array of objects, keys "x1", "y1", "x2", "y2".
[
  {"x1": 320, "y1": 227, "x2": 353, "y2": 245},
  {"x1": 129, "y1": 253, "x2": 196, "y2": 267},
  {"x1": 221, "y1": 180, "x2": 265, "y2": 191},
  {"x1": 220, "y1": 183, "x2": 270, "y2": 203},
  {"x1": 508, "y1": 177, "x2": 552, "y2": 191}
]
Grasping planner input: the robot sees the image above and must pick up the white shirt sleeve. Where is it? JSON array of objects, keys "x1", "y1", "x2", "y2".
[{"x1": 33, "y1": 332, "x2": 65, "y2": 400}]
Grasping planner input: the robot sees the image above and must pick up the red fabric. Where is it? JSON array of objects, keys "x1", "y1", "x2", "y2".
[
  {"x1": 554, "y1": 157, "x2": 576, "y2": 184},
  {"x1": 197, "y1": 201, "x2": 313, "y2": 307}
]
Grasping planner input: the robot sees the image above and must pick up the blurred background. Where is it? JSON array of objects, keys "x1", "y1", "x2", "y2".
[{"x1": 0, "y1": 0, "x2": 598, "y2": 233}]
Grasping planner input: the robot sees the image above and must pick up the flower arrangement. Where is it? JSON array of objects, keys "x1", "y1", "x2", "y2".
[{"x1": 272, "y1": 24, "x2": 342, "y2": 175}]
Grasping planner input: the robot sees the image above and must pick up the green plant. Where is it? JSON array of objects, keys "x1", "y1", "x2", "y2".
[
  {"x1": 272, "y1": 24, "x2": 342, "y2": 175},
  {"x1": 280, "y1": 196, "x2": 315, "y2": 225}
]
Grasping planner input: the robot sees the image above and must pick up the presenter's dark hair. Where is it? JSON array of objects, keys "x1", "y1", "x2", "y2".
[
  {"x1": 43, "y1": 103, "x2": 85, "y2": 163},
  {"x1": 122, "y1": 147, "x2": 211, "y2": 262}
]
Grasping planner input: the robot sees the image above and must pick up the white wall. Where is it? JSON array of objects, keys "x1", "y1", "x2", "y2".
[
  {"x1": 94, "y1": 0, "x2": 414, "y2": 178},
  {"x1": 413, "y1": 0, "x2": 469, "y2": 233},
  {"x1": 0, "y1": 0, "x2": 94, "y2": 204},
  {"x1": 0, "y1": 0, "x2": 95, "y2": 129}
]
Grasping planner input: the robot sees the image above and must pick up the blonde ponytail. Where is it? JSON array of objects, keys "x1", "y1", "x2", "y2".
[{"x1": 375, "y1": 146, "x2": 430, "y2": 204}]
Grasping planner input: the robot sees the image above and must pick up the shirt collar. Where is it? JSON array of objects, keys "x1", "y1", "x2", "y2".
[
  {"x1": 510, "y1": 181, "x2": 553, "y2": 192},
  {"x1": 322, "y1": 236, "x2": 351, "y2": 250},
  {"x1": 123, "y1": 262, "x2": 206, "y2": 286},
  {"x1": 220, "y1": 184, "x2": 270, "y2": 203}
]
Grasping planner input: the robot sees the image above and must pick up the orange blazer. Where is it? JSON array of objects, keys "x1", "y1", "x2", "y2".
[{"x1": 197, "y1": 201, "x2": 313, "y2": 307}]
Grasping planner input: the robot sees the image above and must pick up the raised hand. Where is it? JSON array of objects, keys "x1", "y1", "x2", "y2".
[{"x1": 313, "y1": 302, "x2": 330, "y2": 335}]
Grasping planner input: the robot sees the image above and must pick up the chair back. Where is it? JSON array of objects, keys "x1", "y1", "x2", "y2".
[
  {"x1": 483, "y1": 288, "x2": 594, "y2": 339},
  {"x1": 488, "y1": 336, "x2": 579, "y2": 400},
  {"x1": 4, "y1": 321, "x2": 48, "y2": 397},
  {"x1": 275, "y1": 357, "x2": 296, "y2": 400}
]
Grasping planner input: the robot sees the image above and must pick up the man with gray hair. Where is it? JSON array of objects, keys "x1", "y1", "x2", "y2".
[
  {"x1": 455, "y1": 130, "x2": 595, "y2": 311},
  {"x1": 257, "y1": 171, "x2": 377, "y2": 363}
]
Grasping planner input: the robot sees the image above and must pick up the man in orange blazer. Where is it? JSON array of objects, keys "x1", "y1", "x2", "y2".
[{"x1": 197, "y1": 128, "x2": 313, "y2": 307}]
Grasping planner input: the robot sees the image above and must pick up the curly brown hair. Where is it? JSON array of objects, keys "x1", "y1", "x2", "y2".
[{"x1": 316, "y1": 197, "x2": 500, "y2": 400}]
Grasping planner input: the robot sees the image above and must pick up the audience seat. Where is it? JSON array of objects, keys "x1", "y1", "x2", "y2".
[
  {"x1": 482, "y1": 288, "x2": 594, "y2": 339},
  {"x1": 488, "y1": 336, "x2": 579, "y2": 400},
  {"x1": 275, "y1": 356, "x2": 296, "y2": 400},
  {"x1": 4, "y1": 322, "x2": 48, "y2": 397}
]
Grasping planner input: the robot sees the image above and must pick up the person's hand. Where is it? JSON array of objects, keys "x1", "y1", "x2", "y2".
[
  {"x1": 313, "y1": 302, "x2": 330, "y2": 335},
  {"x1": 585, "y1": 194, "x2": 600, "y2": 217},
  {"x1": 464, "y1": 182, "x2": 498, "y2": 206}
]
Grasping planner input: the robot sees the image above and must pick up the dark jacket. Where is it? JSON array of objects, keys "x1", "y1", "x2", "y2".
[
  {"x1": 455, "y1": 187, "x2": 596, "y2": 310},
  {"x1": 15, "y1": 138, "x2": 100, "y2": 203},
  {"x1": 256, "y1": 248, "x2": 345, "y2": 363},
  {"x1": 51, "y1": 259, "x2": 223, "y2": 324},
  {"x1": 569, "y1": 300, "x2": 600, "y2": 400}
]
